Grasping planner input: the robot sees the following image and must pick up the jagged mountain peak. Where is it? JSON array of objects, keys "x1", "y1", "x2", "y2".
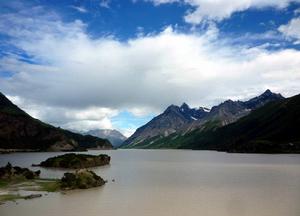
[
  {"x1": 165, "y1": 104, "x2": 179, "y2": 111},
  {"x1": 122, "y1": 90, "x2": 285, "y2": 149},
  {"x1": 244, "y1": 89, "x2": 284, "y2": 110},
  {"x1": 263, "y1": 89, "x2": 272, "y2": 94},
  {"x1": 261, "y1": 89, "x2": 283, "y2": 98},
  {"x1": 180, "y1": 102, "x2": 190, "y2": 109}
]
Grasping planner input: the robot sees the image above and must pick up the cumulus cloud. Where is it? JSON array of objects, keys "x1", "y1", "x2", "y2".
[
  {"x1": 145, "y1": 0, "x2": 300, "y2": 24},
  {"x1": 279, "y1": 17, "x2": 300, "y2": 44},
  {"x1": 7, "y1": 95, "x2": 118, "y2": 132},
  {"x1": 1, "y1": 5, "x2": 300, "y2": 133}
]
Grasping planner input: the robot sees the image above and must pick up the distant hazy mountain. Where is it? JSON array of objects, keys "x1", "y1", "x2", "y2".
[
  {"x1": 0, "y1": 92, "x2": 112, "y2": 151},
  {"x1": 84, "y1": 129, "x2": 126, "y2": 147},
  {"x1": 121, "y1": 90, "x2": 284, "y2": 149}
]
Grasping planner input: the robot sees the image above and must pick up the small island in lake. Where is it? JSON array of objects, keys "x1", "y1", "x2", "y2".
[
  {"x1": 0, "y1": 163, "x2": 107, "y2": 204},
  {"x1": 0, "y1": 163, "x2": 58, "y2": 204},
  {"x1": 34, "y1": 153, "x2": 111, "y2": 169},
  {"x1": 61, "y1": 169, "x2": 106, "y2": 189}
]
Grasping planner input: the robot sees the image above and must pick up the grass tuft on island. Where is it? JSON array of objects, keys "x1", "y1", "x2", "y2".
[{"x1": 33, "y1": 153, "x2": 111, "y2": 169}]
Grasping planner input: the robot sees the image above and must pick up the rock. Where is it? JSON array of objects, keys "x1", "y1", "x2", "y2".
[
  {"x1": 34, "y1": 153, "x2": 110, "y2": 169},
  {"x1": 24, "y1": 194, "x2": 42, "y2": 200},
  {"x1": 60, "y1": 169, "x2": 106, "y2": 189},
  {"x1": 0, "y1": 163, "x2": 40, "y2": 180}
]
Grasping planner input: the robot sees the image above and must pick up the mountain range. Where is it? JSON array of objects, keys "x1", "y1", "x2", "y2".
[
  {"x1": 121, "y1": 90, "x2": 290, "y2": 151},
  {"x1": 0, "y1": 92, "x2": 112, "y2": 152},
  {"x1": 177, "y1": 93, "x2": 300, "y2": 153},
  {"x1": 1, "y1": 89, "x2": 299, "y2": 153},
  {"x1": 83, "y1": 129, "x2": 127, "y2": 148}
]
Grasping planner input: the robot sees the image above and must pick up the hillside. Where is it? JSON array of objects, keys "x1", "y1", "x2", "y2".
[
  {"x1": 0, "y1": 92, "x2": 112, "y2": 152},
  {"x1": 122, "y1": 90, "x2": 284, "y2": 149},
  {"x1": 180, "y1": 93, "x2": 300, "y2": 153},
  {"x1": 145, "y1": 94, "x2": 300, "y2": 153}
]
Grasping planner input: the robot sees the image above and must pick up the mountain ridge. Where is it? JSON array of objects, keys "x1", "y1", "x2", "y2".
[
  {"x1": 0, "y1": 92, "x2": 112, "y2": 152},
  {"x1": 122, "y1": 90, "x2": 284, "y2": 148},
  {"x1": 177, "y1": 93, "x2": 300, "y2": 153}
]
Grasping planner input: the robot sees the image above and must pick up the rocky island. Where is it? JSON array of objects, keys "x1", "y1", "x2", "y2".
[
  {"x1": 61, "y1": 169, "x2": 106, "y2": 189},
  {"x1": 0, "y1": 163, "x2": 40, "y2": 180},
  {"x1": 0, "y1": 163, "x2": 107, "y2": 204},
  {"x1": 34, "y1": 153, "x2": 111, "y2": 169}
]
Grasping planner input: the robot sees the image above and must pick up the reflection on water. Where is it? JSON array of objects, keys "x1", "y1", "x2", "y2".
[{"x1": 0, "y1": 149, "x2": 300, "y2": 216}]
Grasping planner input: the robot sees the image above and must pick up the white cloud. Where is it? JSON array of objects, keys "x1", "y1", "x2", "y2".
[
  {"x1": 278, "y1": 17, "x2": 300, "y2": 44},
  {"x1": 70, "y1": 5, "x2": 88, "y2": 13},
  {"x1": 128, "y1": 107, "x2": 158, "y2": 117},
  {"x1": 146, "y1": 0, "x2": 300, "y2": 24},
  {"x1": 145, "y1": 0, "x2": 179, "y2": 6},
  {"x1": 100, "y1": 0, "x2": 111, "y2": 8},
  {"x1": 294, "y1": 8, "x2": 300, "y2": 14},
  {"x1": 121, "y1": 128, "x2": 137, "y2": 138},
  {"x1": 1, "y1": 6, "x2": 300, "y2": 132},
  {"x1": 7, "y1": 95, "x2": 118, "y2": 132}
]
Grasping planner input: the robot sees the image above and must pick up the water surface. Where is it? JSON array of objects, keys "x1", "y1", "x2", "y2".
[{"x1": 0, "y1": 149, "x2": 300, "y2": 216}]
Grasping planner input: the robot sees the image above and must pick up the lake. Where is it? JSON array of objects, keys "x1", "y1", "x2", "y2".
[{"x1": 0, "y1": 149, "x2": 300, "y2": 216}]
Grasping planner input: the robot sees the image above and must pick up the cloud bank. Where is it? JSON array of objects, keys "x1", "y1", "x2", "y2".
[
  {"x1": 279, "y1": 17, "x2": 300, "y2": 44},
  {"x1": 0, "y1": 5, "x2": 300, "y2": 133},
  {"x1": 146, "y1": 0, "x2": 300, "y2": 24}
]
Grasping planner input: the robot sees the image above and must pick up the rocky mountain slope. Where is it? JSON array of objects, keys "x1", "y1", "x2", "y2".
[
  {"x1": 122, "y1": 102, "x2": 210, "y2": 147},
  {"x1": 84, "y1": 129, "x2": 126, "y2": 147},
  {"x1": 122, "y1": 90, "x2": 284, "y2": 148},
  {"x1": 0, "y1": 92, "x2": 112, "y2": 152},
  {"x1": 178, "y1": 93, "x2": 300, "y2": 153}
]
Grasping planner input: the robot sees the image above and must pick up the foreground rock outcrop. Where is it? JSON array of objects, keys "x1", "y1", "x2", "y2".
[
  {"x1": 0, "y1": 163, "x2": 40, "y2": 180},
  {"x1": 61, "y1": 169, "x2": 106, "y2": 189},
  {"x1": 0, "y1": 164, "x2": 107, "y2": 204},
  {"x1": 34, "y1": 153, "x2": 111, "y2": 169}
]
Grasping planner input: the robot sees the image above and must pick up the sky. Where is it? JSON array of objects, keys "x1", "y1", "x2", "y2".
[{"x1": 0, "y1": 0, "x2": 300, "y2": 137}]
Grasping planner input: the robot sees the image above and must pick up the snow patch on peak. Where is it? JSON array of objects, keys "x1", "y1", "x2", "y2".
[{"x1": 191, "y1": 116, "x2": 198, "y2": 120}]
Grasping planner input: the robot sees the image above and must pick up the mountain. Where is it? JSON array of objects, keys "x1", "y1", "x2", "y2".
[
  {"x1": 0, "y1": 92, "x2": 112, "y2": 152},
  {"x1": 122, "y1": 102, "x2": 209, "y2": 147},
  {"x1": 243, "y1": 89, "x2": 284, "y2": 109},
  {"x1": 178, "y1": 93, "x2": 300, "y2": 153},
  {"x1": 121, "y1": 90, "x2": 284, "y2": 149},
  {"x1": 84, "y1": 129, "x2": 126, "y2": 147}
]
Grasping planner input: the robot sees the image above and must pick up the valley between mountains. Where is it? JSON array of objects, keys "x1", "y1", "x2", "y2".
[{"x1": 1, "y1": 90, "x2": 299, "y2": 153}]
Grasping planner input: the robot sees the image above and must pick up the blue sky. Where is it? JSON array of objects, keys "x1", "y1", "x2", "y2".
[{"x1": 0, "y1": 0, "x2": 300, "y2": 136}]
